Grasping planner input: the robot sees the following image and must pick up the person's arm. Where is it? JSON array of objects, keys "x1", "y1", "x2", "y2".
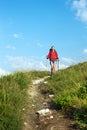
[{"x1": 47, "y1": 52, "x2": 51, "y2": 59}]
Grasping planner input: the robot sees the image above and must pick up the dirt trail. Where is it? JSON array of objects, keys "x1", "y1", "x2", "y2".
[{"x1": 21, "y1": 77, "x2": 76, "y2": 130}]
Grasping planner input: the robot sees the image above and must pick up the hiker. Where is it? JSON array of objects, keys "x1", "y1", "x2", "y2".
[{"x1": 46, "y1": 46, "x2": 59, "y2": 75}]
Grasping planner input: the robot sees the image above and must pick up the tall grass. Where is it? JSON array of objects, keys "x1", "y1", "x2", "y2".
[
  {"x1": 0, "y1": 72, "x2": 29, "y2": 130},
  {"x1": 0, "y1": 63, "x2": 86, "y2": 130},
  {"x1": 46, "y1": 61, "x2": 87, "y2": 130},
  {"x1": 0, "y1": 70, "x2": 49, "y2": 130}
]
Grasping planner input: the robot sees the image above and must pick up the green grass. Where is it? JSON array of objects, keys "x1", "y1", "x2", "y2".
[
  {"x1": 46, "y1": 61, "x2": 87, "y2": 130},
  {"x1": 0, "y1": 70, "x2": 49, "y2": 130},
  {"x1": 0, "y1": 62, "x2": 87, "y2": 130}
]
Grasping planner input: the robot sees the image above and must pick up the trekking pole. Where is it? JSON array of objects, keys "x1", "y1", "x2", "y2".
[
  {"x1": 57, "y1": 58, "x2": 59, "y2": 71},
  {"x1": 46, "y1": 58, "x2": 48, "y2": 70}
]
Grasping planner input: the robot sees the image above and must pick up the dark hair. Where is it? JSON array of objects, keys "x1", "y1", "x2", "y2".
[
  {"x1": 49, "y1": 48, "x2": 56, "y2": 52},
  {"x1": 49, "y1": 45, "x2": 56, "y2": 52},
  {"x1": 51, "y1": 45, "x2": 55, "y2": 49},
  {"x1": 49, "y1": 48, "x2": 52, "y2": 52}
]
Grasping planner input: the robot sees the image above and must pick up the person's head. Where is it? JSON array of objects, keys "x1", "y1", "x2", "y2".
[{"x1": 51, "y1": 46, "x2": 55, "y2": 50}]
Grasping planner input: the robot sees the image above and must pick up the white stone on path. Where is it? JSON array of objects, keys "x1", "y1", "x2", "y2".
[{"x1": 36, "y1": 108, "x2": 51, "y2": 116}]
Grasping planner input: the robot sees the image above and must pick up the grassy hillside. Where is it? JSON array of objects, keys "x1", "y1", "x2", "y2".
[
  {"x1": 0, "y1": 71, "x2": 49, "y2": 130},
  {"x1": 0, "y1": 62, "x2": 87, "y2": 130},
  {"x1": 46, "y1": 61, "x2": 87, "y2": 130}
]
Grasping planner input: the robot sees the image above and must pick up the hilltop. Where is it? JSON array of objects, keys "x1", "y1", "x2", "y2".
[{"x1": 0, "y1": 61, "x2": 87, "y2": 130}]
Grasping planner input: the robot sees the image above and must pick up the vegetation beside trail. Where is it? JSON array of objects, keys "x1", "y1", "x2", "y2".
[
  {"x1": 0, "y1": 62, "x2": 87, "y2": 130},
  {"x1": 46, "y1": 61, "x2": 87, "y2": 130},
  {"x1": 0, "y1": 71, "x2": 49, "y2": 130}
]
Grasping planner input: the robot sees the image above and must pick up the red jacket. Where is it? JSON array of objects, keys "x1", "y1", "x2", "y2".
[{"x1": 47, "y1": 50, "x2": 58, "y2": 60}]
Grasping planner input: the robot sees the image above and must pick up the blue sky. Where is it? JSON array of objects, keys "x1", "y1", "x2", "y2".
[{"x1": 0, "y1": 0, "x2": 87, "y2": 76}]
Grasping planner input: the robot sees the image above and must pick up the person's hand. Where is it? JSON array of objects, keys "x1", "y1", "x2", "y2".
[
  {"x1": 46, "y1": 56, "x2": 48, "y2": 59},
  {"x1": 57, "y1": 58, "x2": 59, "y2": 61}
]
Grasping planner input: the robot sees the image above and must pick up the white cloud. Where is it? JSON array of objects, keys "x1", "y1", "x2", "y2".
[
  {"x1": 61, "y1": 57, "x2": 75, "y2": 64},
  {"x1": 37, "y1": 43, "x2": 43, "y2": 48},
  {"x1": 6, "y1": 56, "x2": 47, "y2": 71},
  {"x1": 53, "y1": 57, "x2": 76, "y2": 70},
  {"x1": 72, "y1": 0, "x2": 87, "y2": 23},
  {"x1": 0, "y1": 68, "x2": 10, "y2": 77},
  {"x1": 83, "y1": 48, "x2": 87, "y2": 53},
  {"x1": 11, "y1": 33, "x2": 24, "y2": 39},
  {"x1": 46, "y1": 57, "x2": 74, "y2": 70},
  {"x1": 59, "y1": 63, "x2": 68, "y2": 69},
  {"x1": 6, "y1": 45, "x2": 16, "y2": 50},
  {"x1": 5, "y1": 55, "x2": 79, "y2": 72}
]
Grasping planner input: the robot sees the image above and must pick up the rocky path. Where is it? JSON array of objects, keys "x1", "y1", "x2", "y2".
[{"x1": 21, "y1": 77, "x2": 77, "y2": 130}]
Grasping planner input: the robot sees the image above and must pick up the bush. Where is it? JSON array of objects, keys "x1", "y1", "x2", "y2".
[{"x1": 54, "y1": 94, "x2": 72, "y2": 109}]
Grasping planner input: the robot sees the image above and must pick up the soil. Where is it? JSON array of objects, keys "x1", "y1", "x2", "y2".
[{"x1": 20, "y1": 77, "x2": 79, "y2": 130}]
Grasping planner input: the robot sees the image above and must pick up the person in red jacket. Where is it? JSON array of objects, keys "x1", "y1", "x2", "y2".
[{"x1": 47, "y1": 46, "x2": 59, "y2": 75}]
